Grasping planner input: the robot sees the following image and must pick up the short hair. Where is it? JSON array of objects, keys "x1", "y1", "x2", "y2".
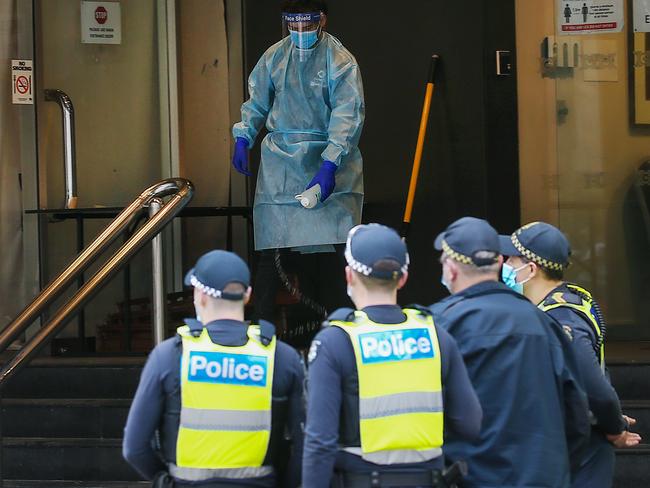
[
  {"x1": 518, "y1": 257, "x2": 564, "y2": 281},
  {"x1": 354, "y1": 259, "x2": 401, "y2": 292},
  {"x1": 441, "y1": 253, "x2": 501, "y2": 278},
  {"x1": 281, "y1": 0, "x2": 328, "y2": 15}
]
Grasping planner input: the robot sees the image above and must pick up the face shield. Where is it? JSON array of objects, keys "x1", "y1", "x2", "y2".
[{"x1": 282, "y1": 11, "x2": 323, "y2": 50}]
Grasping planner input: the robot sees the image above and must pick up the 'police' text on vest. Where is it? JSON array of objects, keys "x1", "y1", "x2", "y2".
[
  {"x1": 188, "y1": 351, "x2": 268, "y2": 387},
  {"x1": 358, "y1": 328, "x2": 435, "y2": 364}
]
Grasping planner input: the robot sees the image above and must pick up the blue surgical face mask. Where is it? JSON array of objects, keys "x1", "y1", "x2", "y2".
[
  {"x1": 289, "y1": 28, "x2": 320, "y2": 49},
  {"x1": 440, "y1": 275, "x2": 451, "y2": 294},
  {"x1": 501, "y1": 263, "x2": 531, "y2": 294}
]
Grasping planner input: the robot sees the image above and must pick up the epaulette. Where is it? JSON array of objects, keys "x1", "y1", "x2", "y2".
[
  {"x1": 186, "y1": 318, "x2": 204, "y2": 337},
  {"x1": 543, "y1": 289, "x2": 583, "y2": 308},
  {"x1": 325, "y1": 307, "x2": 356, "y2": 324},
  {"x1": 256, "y1": 320, "x2": 276, "y2": 346},
  {"x1": 405, "y1": 304, "x2": 433, "y2": 317}
]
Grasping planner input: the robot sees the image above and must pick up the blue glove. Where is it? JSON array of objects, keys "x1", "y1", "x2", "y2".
[
  {"x1": 232, "y1": 137, "x2": 251, "y2": 176},
  {"x1": 306, "y1": 160, "x2": 337, "y2": 202}
]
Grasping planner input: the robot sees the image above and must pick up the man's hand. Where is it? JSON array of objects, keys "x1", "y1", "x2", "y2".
[
  {"x1": 232, "y1": 137, "x2": 252, "y2": 176},
  {"x1": 306, "y1": 160, "x2": 337, "y2": 202},
  {"x1": 623, "y1": 414, "x2": 637, "y2": 427},
  {"x1": 607, "y1": 430, "x2": 642, "y2": 448}
]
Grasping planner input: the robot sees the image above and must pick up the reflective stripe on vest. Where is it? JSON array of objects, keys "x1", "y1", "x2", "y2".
[
  {"x1": 168, "y1": 464, "x2": 274, "y2": 482},
  {"x1": 176, "y1": 324, "x2": 275, "y2": 478},
  {"x1": 539, "y1": 285, "x2": 605, "y2": 370},
  {"x1": 332, "y1": 309, "x2": 444, "y2": 464}
]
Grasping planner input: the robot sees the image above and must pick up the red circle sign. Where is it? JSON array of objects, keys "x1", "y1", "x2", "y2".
[
  {"x1": 15, "y1": 76, "x2": 29, "y2": 94},
  {"x1": 95, "y1": 6, "x2": 108, "y2": 24}
]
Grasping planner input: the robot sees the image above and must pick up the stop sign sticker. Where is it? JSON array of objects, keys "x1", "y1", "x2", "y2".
[
  {"x1": 94, "y1": 6, "x2": 107, "y2": 24},
  {"x1": 81, "y1": 1, "x2": 121, "y2": 44}
]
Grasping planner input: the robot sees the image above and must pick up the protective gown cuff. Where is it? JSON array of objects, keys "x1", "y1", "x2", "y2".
[
  {"x1": 232, "y1": 129, "x2": 254, "y2": 148},
  {"x1": 320, "y1": 145, "x2": 343, "y2": 166}
]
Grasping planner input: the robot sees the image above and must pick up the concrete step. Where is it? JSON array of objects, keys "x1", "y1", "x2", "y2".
[
  {"x1": 3, "y1": 482, "x2": 149, "y2": 488},
  {"x1": 608, "y1": 363, "x2": 650, "y2": 401},
  {"x1": 1, "y1": 398, "x2": 130, "y2": 438},
  {"x1": 2, "y1": 437, "x2": 141, "y2": 482},
  {"x1": 2, "y1": 364, "x2": 143, "y2": 399},
  {"x1": 614, "y1": 444, "x2": 650, "y2": 487}
]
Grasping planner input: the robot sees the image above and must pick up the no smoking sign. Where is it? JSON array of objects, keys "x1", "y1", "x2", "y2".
[{"x1": 11, "y1": 60, "x2": 33, "y2": 105}]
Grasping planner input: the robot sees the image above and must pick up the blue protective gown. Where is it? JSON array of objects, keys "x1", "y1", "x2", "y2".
[{"x1": 233, "y1": 33, "x2": 364, "y2": 250}]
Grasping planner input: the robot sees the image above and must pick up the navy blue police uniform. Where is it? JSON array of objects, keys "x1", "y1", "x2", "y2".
[
  {"x1": 500, "y1": 222, "x2": 627, "y2": 488},
  {"x1": 302, "y1": 224, "x2": 483, "y2": 488},
  {"x1": 431, "y1": 218, "x2": 590, "y2": 488},
  {"x1": 123, "y1": 251, "x2": 305, "y2": 488}
]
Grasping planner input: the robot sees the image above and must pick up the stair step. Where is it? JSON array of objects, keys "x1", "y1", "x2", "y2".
[
  {"x1": 2, "y1": 365, "x2": 143, "y2": 399},
  {"x1": 2, "y1": 437, "x2": 141, "y2": 481},
  {"x1": 614, "y1": 443, "x2": 650, "y2": 488},
  {"x1": 608, "y1": 363, "x2": 650, "y2": 401},
  {"x1": 1, "y1": 399, "x2": 130, "y2": 438},
  {"x1": 3, "y1": 482, "x2": 149, "y2": 488}
]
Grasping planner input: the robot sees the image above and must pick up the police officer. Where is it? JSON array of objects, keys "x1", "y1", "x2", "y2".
[
  {"x1": 123, "y1": 250, "x2": 305, "y2": 487},
  {"x1": 499, "y1": 221, "x2": 641, "y2": 487},
  {"x1": 430, "y1": 217, "x2": 590, "y2": 488},
  {"x1": 303, "y1": 224, "x2": 482, "y2": 488}
]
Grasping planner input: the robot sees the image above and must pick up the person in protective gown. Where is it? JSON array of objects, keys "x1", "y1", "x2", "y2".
[{"x1": 231, "y1": 0, "x2": 364, "y2": 324}]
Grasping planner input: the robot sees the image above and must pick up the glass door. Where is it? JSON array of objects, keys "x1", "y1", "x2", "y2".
[{"x1": 554, "y1": 0, "x2": 650, "y2": 340}]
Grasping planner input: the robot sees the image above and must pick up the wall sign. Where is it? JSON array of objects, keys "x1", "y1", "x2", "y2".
[
  {"x1": 11, "y1": 60, "x2": 33, "y2": 105},
  {"x1": 634, "y1": 0, "x2": 650, "y2": 32},
  {"x1": 81, "y1": 1, "x2": 121, "y2": 44},
  {"x1": 558, "y1": 0, "x2": 624, "y2": 35}
]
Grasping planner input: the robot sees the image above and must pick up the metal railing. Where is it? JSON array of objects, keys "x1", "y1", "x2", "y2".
[
  {"x1": 0, "y1": 178, "x2": 194, "y2": 388},
  {"x1": 44, "y1": 89, "x2": 78, "y2": 209}
]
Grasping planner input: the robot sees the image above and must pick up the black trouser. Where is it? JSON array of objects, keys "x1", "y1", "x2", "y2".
[
  {"x1": 154, "y1": 475, "x2": 270, "y2": 488},
  {"x1": 252, "y1": 245, "x2": 350, "y2": 323},
  {"x1": 331, "y1": 469, "x2": 450, "y2": 488}
]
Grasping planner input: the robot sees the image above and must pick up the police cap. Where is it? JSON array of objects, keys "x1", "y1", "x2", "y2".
[
  {"x1": 345, "y1": 224, "x2": 409, "y2": 280},
  {"x1": 434, "y1": 217, "x2": 500, "y2": 267},
  {"x1": 184, "y1": 250, "x2": 250, "y2": 300},
  {"x1": 499, "y1": 222, "x2": 570, "y2": 271}
]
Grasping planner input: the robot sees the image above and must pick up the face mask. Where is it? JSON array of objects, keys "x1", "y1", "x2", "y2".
[
  {"x1": 289, "y1": 28, "x2": 319, "y2": 49},
  {"x1": 501, "y1": 263, "x2": 532, "y2": 294},
  {"x1": 440, "y1": 275, "x2": 452, "y2": 294}
]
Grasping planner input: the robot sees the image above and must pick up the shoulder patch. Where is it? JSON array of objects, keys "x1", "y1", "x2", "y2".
[{"x1": 308, "y1": 339, "x2": 322, "y2": 364}]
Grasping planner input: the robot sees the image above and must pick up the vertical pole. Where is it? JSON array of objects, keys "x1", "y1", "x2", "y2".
[{"x1": 150, "y1": 199, "x2": 166, "y2": 345}]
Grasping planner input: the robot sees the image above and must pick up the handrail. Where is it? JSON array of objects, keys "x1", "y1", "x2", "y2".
[
  {"x1": 44, "y1": 89, "x2": 78, "y2": 209},
  {"x1": 0, "y1": 178, "x2": 194, "y2": 387}
]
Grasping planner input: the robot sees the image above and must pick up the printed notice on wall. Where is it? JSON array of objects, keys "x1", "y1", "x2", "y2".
[
  {"x1": 634, "y1": 0, "x2": 650, "y2": 32},
  {"x1": 81, "y1": 1, "x2": 121, "y2": 44},
  {"x1": 11, "y1": 60, "x2": 33, "y2": 105},
  {"x1": 558, "y1": 0, "x2": 624, "y2": 35}
]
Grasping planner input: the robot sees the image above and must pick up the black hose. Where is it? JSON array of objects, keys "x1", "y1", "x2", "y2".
[{"x1": 273, "y1": 249, "x2": 328, "y2": 320}]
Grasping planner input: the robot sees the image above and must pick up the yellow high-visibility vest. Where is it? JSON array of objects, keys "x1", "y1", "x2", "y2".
[
  {"x1": 172, "y1": 324, "x2": 275, "y2": 482},
  {"x1": 332, "y1": 308, "x2": 444, "y2": 464},
  {"x1": 539, "y1": 284, "x2": 605, "y2": 368}
]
